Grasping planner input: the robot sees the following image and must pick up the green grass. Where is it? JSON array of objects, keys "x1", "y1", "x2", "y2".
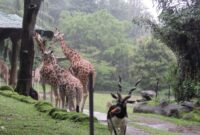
[
  {"x1": 0, "y1": 93, "x2": 109, "y2": 135},
  {"x1": 85, "y1": 91, "x2": 141, "y2": 113}
]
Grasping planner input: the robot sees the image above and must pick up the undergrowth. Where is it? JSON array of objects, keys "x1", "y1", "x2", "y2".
[{"x1": 0, "y1": 85, "x2": 98, "y2": 123}]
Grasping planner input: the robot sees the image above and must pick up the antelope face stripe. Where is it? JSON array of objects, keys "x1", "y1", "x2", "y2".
[{"x1": 110, "y1": 106, "x2": 121, "y2": 114}]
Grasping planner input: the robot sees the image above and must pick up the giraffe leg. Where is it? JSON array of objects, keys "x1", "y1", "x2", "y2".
[
  {"x1": 42, "y1": 81, "x2": 46, "y2": 100},
  {"x1": 69, "y1": 98, "x2": 75, "y2": 112},
  {"x1": 76, "y1": 87, "x2": 83, "y2": 113},
  {"x1": 59, "y1": 85, "x2": 66, "y2": 109},
  {"x1": 53, "y1": 86, "x2": 60, "y2": 107},
  {"x1": 65, "y1": 96, "x2": 69, "y2": 109},
  {"x1": 81, "y1": 87, "x2": 88, "y2": 112},
  {"x1": 81, "y1": 93, "x2": 88, "y2": 112}
]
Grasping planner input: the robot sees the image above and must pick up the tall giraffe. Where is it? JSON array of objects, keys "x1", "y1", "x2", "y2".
[
  {"x1": 0, "y1": 59, "x2": 9, "y2": 85},
  {"x1": 53, "y1": 30, "x2": 96, "y2": 112},
  {"x1": 34, "y1": 33, "x2": 83, "y2": 112},
  {"x1": 32, "y1": 62, "x2": 48, "y2": 100}
]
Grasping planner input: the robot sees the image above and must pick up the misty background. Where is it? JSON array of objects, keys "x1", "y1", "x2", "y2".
[{"x1": 0, "y1": 0, "x2": 177, "y2": 92}]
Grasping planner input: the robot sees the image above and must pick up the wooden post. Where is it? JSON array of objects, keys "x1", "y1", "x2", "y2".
[
  {"x1": 16, "y1": 0, "x2": 41, "y2": 98},
  {"x1": 89, "y1": 72, "x2": 94, "y2": 135},
  {"x1": 168, "y1": 84, "x2": 171, "y2": 102},
  {"x1": 155, "y1": 78, "x2": 159, "y2": 99},
  {"x1": 10, "y1": 34, "x2": 20, "y2": 87}
]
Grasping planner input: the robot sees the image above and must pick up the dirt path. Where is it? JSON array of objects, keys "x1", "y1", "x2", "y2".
[
  {"x1": 84, "y1": 110, "x2": 200, "y2": 135},
  {"x1": 83, "y1": 110, "x2": 149, "y2": 135},
  {"x1": 131, "y1": 115, "x2": 200, "y2": 135}
]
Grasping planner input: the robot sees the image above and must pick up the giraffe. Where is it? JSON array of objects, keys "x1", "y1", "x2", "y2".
[
  {"x1": 32, "y1": 62, "x2": 48, "y2": 100},
  {"x1": 53, "y1": 29, "x2": 96, "y2": 112},
  {"x1": 0, "y1": 59, "x2": 9, "y2": 85},
  {"x1": 34, "y1": 32, "x2": 83, "y2": 112}
]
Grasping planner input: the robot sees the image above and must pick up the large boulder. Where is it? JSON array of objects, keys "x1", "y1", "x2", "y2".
[
  {"x1": 140, "y1": 90, "x2": 156, "y2": 101},
  {"x1": 160, "y1": 103, "x2": 182, "y2": 117},
  {"x1": 133, "y1": 100, "x2": 193, "y2": 118},
  {"x1": 134, "y1": 102, "x2": 156, "y2": 113},
  {"x1": 181, "y1": 101, "x2": 194, "y2": 111}
]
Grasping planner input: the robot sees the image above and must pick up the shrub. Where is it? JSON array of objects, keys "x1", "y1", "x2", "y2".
[
  {"x1": 0, "y1": 85, "x2": 14, "y2": 91},
  {"x1": 35, "y1": 101, "x2": 54, "y2": 112}
]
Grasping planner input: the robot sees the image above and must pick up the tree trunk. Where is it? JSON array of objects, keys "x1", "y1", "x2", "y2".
[
  {"x1": 9, "y1": 36, "x2": 20, "y2": 87},
  {"x1": 175, "y1": 47, "x2": 200, "y2": 101},
  {"x1": 16, "y1": 0, "x2": 42, "y2": 99}
]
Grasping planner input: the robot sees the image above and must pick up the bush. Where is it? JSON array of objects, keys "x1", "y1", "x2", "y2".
[
  {"x1": 182, "y1": 110, "x2": 200, "y2": 122},
  {"x1": 35, "y1": 101, "x2": 54, "y2": 112},
  {"x1": 49, "y1": 108, "x2": 97, "y2": 122},
  {"x1": 0, "y1": 85, "x2": 14, "y2": 91}
]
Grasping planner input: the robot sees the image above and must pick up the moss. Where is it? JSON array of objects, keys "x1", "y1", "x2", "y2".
[
  {"x1": 49, "y1": 108, "x2": 98, "y2": 122},
  {"x1": 0, "y1": 85, "x2": 14, "y2": 91},
  {"x1": 0, "y1": 90, "x2": 14, "y2": 97},
  {"x1": 0, "y1": 90, "x2": 36, "y2": 104},
  {"x1": 35, "y1": 101, "x2": 53, "y2": 113}
]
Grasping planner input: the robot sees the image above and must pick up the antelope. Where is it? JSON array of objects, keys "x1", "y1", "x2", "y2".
[{"x1": 107, "y1": 77, "x2": 141, "y2": 135}]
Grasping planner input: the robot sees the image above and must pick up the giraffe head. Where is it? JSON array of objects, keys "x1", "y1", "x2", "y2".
[
  {"x1": 34, "y1": 32, "x2": 46, "y2": 53},
  {"x1": 42, "y1": 50, "x2": 57, "y2": 65},
  {"x1": 52, "y1": 28, "x2": 64, "y2": 43}
]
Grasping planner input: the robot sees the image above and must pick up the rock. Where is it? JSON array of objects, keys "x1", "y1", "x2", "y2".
[
  {"x1": 133, "y1": 100, "x2": 194, "y2": 118},
  {"x1": 161, "y1": 104, "x2": 181, "y2": 117},
  {"x1": 159, "y1": 100, "x2": 169, "y2": 108},
  {"x1": 133, "y1": 102, "x2": 156, "y2": 113},
  {"x1": 181, "y1": 101, "x2": 194, "y2": 111},
  {"x1": 140, "y1": 90, "x2": 156, "y2": 101}
]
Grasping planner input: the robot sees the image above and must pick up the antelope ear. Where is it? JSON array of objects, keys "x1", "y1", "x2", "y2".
[
  {"x1": 111, "y1": 93, "x2": 117, "y2": 99},
  {"x1": 122, "y1": 95, "x2": 131, "y2": 103}
]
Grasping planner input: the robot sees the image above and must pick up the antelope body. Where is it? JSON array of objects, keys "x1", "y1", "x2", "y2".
[
  {"x1": 107, "y1": 93, "x2": 130, "y2": 135},
  {"x1": 107, "y1": 77, "x2": 141, "y2": 135}
]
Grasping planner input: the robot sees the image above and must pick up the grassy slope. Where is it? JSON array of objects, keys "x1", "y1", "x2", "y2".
[{"x1": 0, "y1": 95, "x2": 109, "y2": 135}]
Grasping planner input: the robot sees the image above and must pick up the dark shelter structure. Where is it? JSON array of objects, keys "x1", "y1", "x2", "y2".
[{"x1": 0, "y1": 11, "x2": 53, "y2": 97}]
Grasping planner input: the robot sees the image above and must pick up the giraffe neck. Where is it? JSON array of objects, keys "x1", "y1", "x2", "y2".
[{"x1": 60, "y1": 38, "x2": 81, "y2": 62}]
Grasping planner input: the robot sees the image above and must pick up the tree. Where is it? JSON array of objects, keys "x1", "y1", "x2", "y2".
[
  {"x1": 16, "y1": 0, "x2": 42, "y2": 99},
  {"x1": 131, "y1": 36, "x2": 176, "y2": 89},
  {"x1": 152, "y1": 0, "x2": 200, "y2": 101}
]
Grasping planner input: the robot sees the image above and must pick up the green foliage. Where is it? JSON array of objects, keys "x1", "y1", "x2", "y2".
[
  {"x1": 152, "y1": 0, "x2": 200, "y2": 101},
  {"x1": 49, "y1": 108, "x2": 97, "y2": 122},
  {"x1": 0, "y1": 85, "x2": 14, "y2": 91},
  {"x1": 182, "y1": 110, "x2": 200, "y2": 122},
  {"x1": 35, "y1": 101, "x2": 54, "y2": 112},
  {"x1": 175, "y1": 80, "x2": 200, "y2": 101},
  {"x1": 0, "y1": 90, "x2": 37, "y2": 104},
  {"x1": 132, "y1": 36, "x2": 177, "y2": 89},
  {"x1": 0, "y1": 0, "x2": 177, "y2": 92}
]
